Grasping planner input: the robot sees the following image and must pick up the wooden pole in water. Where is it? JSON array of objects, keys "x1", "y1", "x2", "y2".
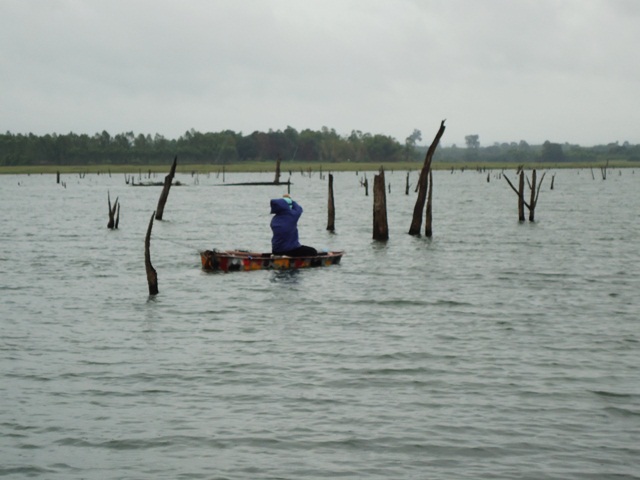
[
  {"x1": 373, "y1": 168, "x2": 389, "y2": 241},
  {"x1": 409, "y1": 120, "x2": 445, "y2": 235},
  {"x1": 145, "y1": 211, "x2": 158, "y2": 295},
  {"x1": 405, "y1": 171, "x2": 410, "y2": 195},
  {"x1": 155, "y1": 156, "x2": 177, "y2": 221},
  {"x1": 327, "y1": 173, "x2": 335, "y2": 232}
]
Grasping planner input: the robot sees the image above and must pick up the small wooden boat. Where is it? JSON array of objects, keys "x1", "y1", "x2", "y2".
[{"x1": 200, "y1": 249, "x2": 344, "y2": 273}]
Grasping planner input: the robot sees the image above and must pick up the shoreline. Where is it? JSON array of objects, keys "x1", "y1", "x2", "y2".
[{"x1": 0, "y1": 159, "x2": 636, "y2": 175}]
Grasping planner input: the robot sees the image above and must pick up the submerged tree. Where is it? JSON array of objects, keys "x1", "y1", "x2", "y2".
[
  {"x1": 503, "y1": 168, "x2": 546, "y2": 222},
  {"x1": 409, "y1": 120, "x2": 446, "y2": 236}
]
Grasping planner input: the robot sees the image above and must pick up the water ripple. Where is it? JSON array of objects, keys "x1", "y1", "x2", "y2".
[{"x1": 1, "y1": 171, "x2": 640, "y2": 479}]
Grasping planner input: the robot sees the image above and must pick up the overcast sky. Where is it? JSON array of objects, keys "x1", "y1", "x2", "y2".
[{"x1": 2, "y1": 0, "x2": 639, "y2": 147}]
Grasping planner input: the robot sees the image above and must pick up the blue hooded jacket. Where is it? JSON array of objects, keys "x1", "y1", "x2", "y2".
[{"x1": 270, "y1": 198, "x2": 303, "y2": 254}]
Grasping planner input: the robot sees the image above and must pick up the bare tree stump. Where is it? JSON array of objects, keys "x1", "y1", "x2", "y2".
[
  {"x1": 327, "y1": 174, "x2": 335, "y2": 232},
  {"x1": 503, "y1": 169, "x2": 545, "y2": 222},
  {"x1": 155, "y1": 156, "x2": 177, "y2": 221},
  {"x1": 405, "y1": 172, "x2": 410, "y2": 195},
  {"x1": 373, "y1": 169, "x2": 388, "y2": 241},
  {"x1": 275, "y1": 157, "x2": 282, "y2": 184},
  {"x1": 107, "y1": 191, "x2": 119, "y2": 229},
  {"x1": 409, "y1": 120, "x2": 446, "y2": 235},
  {"x1": 145, "y1": 211, "x2": 158, "y2": 295},
  {"x1": 601, "y1": 159, "x2": 609, "y2": 180}
]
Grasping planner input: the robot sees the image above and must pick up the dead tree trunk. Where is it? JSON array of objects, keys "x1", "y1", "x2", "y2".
[
  {"x1": 425, "y1": 170, "x2": 433, "y2": 237},
  {"x1": 363, "y1": 175, "x2": 369, "y2": 196},
  {"x1": 528, "y1": 170, "x2": 537, "y2": 221},
  {"x1": 405, "y1": 172, "x2": 410, "y2": 195},
  {"x1": 409, "y1": 120, "x2": 446, "y2": 235},
  {"x1": 528, "y1": 169, "x2": 546, "y2": 222},
  {"x1": 56, "y1": 171, "x2": 60, "y2": 184},
  {"x1": 503, "y1": 172, "x2": 528, "y2": 222},
  {"x1": 503, "y1": 169, "x2": 546, "y2": 222},
  {"x1": 372, "y1": 169, "x2": 388, "y2": 241},
  {"x1": 155, "y1": 156, "x2": 177, "y2": 221},
  {"x1": 275, "y1": 157, "x2": 282, "y2": 184},
  {"x1": 518, "y1": 171, "x2": 525, "y2": 221},
  {"x1": 550, "y1": 174, "x2": 555, "y2": 190},
  {"x1": 601, "y1": 159, "x2": 609, "y2": 180},
  {"x1": 145, "y1": 211, "x2": 158, "y2": 295},
  {"x1": 107, "y1": 191, "x2": 119, "y2": 229},
  {"x1": 327, "y1": 173, "x2": 335, "y2": 232}
]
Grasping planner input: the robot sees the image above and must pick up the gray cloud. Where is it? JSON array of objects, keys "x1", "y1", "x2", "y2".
[{"x1": 2, "y1": 0, "x2": 639, "y2": 146}]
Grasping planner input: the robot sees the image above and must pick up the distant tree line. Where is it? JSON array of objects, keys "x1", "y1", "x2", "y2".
[
  {"x1": 0, "y1": 127, "x2": 409, "y2": 166},
  {"x1": 454, "y1": 135, "x2": 640, "y2": 164},
  {"x1": 1, "y1": 127, "x2": 638, "y2": 166}
]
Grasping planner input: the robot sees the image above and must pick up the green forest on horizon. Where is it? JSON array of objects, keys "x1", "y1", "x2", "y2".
[{"x1": 2, "y1": 127, "x2": 639, "y2": 167}]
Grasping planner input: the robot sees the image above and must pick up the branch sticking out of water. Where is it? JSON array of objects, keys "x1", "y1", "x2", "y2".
[{"x1": 145, "y1": 211, "x2": 158, "y2": 295}]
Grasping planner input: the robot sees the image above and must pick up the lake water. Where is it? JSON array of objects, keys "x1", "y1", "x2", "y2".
[{"x1": 1, "y1": 167, "x2": 639, "y2": 479}]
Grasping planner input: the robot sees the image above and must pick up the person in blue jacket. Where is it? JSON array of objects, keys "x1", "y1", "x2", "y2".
[{"x1": 270, "y1": 194, "x2": 318, "y2": 257}]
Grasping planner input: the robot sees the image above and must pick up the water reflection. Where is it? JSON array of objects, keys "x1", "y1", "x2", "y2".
[{"x1": 269, "y1": 269, "x2": 301, "y2": 284}]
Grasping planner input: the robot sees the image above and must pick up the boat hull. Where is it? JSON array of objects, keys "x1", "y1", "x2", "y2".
[{"x1": 200, "y1": 250, "x2": 344, "y2": 273}]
